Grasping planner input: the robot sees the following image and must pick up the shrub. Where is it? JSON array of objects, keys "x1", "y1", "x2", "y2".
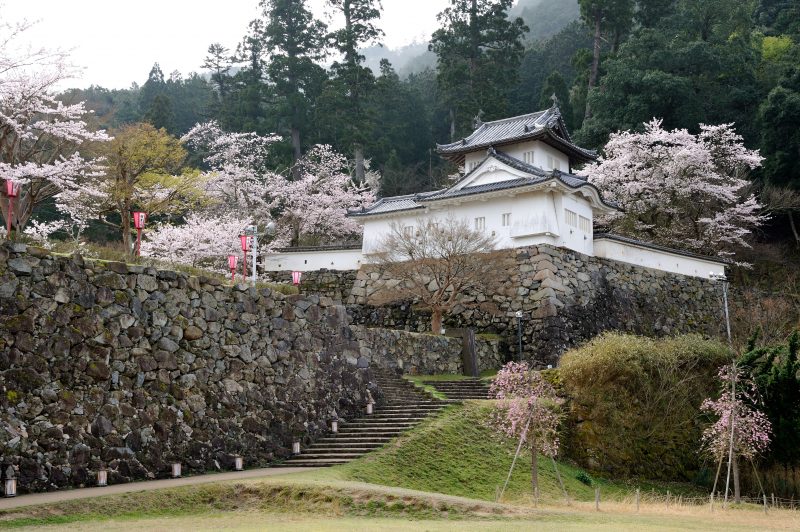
[
  {"x1": 575, "y1": 470, "x2": 593, "y2": 486},
  {"x1": 559, "y1": 332, "x2": 731, "y2": 480}
]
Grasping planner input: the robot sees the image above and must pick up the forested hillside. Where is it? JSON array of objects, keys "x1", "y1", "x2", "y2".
[{"x1": 52, "y1": 0, "x2": 800, "y2": 254}]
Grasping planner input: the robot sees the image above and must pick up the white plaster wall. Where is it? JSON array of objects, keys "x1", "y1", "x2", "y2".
[
  {"x1": 560, "y1": 193, "x2": 594, "y2": 256},
  {"x1": 263, "y1": 249, "x2": 364, "y2": 271},
  {"x1": 360, "y1": 189, "x2": 594, "y2": 256},
  {"x1": 593, "y1": 239, "x2": 726, "y2": 279},
  {"x1": 461, "y1": 139, "x2": 570, "y2": 176},
  {"x1": 464, "y1": 151, "x2": 485, "y2": 172},
  {"x1": 505, "y1": 140, "x2": 569, "y2": 171}
]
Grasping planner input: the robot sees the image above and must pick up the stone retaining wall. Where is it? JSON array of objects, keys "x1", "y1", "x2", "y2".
[
  {"x1": 262, "y1": 269, "x2": 358, "y2": 303},
  {"x1": 351, "y1": 326, "x2": 503, "y2": 375},
  {"x1": 0, "y1": 244, "x2": 371, "y2": 493},
  {"x1": 346, "y1": 245, "x2": 724, "y2": 367}
]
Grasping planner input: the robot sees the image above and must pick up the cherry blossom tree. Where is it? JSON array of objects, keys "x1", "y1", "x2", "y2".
[
  {"x1": 182, "y1": 120, "x2": 280, "y2": 216},
  {"x1": 0, "y1": 17, "x2": 109, "y2": 233},
  {"x1": 702, "y1": 364, "x2": 771, "y2": 503},
  {"x1": 274, "y1": 144, "x2": 374, "y2": 247},
  {"x1": 579, "y1": 119, "x2": 764, "y2": 261},
  {"x1": 183, "y1": 122, "x2": 374, "y2": 248},
  {"x1": 140, "y1": 212, "x2": 253, "y2": 271},
  {"x1": 489, "y1": 361, "x2": 562, "y2": 498}
]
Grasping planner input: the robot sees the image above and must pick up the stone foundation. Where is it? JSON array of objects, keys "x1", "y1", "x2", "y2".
[
  {"x1": 0, "y1": 244, "x2": 371, "y2": 492},
  {"x1": 345, "y1": 245, "x2": 723, "y2": 366},
  {"x1": 351, "y1": 326, "x2": 503, "y2": 375}
]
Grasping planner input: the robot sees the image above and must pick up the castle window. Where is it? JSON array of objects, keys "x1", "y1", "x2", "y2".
[
  {"x1": 579, "y1": 215, "x2": 591, "y2": 233},
  {"x1": 403, "y1": 225, "x2": 414, "y2": 237},
  {"x1": 523, "y1": 151, "x2": 535, "y2": 165},
  {"x1": 502, "y1": 213, "x2": 511, "y2": 226},
  {"x1": 547, "y1": 155, "x2": 561, "y2": 171},
  {"x1": 474, "y1": 217, "x2": 486, "y2": 230},
  {"x1": 565, "y1": 209, "x2": 577, "y2": 227}
]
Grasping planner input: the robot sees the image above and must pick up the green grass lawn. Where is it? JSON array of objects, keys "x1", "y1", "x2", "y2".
[
  {"x1": 3, "y1": 403, "x2": 786, "y2": 531},
  {"x1": 330, "y1": 402, "x2": 703, "y2": 505}
]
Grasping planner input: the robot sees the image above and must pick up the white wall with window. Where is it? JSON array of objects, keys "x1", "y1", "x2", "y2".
[
  {"x1": 560, "y1": 193, "x2": 594, "y2": 255},
  {"x1": 505, "y1": 140, "x2": 570, "y2": 172}
]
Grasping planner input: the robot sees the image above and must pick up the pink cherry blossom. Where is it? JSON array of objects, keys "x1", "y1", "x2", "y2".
[
  {"x1": 579, "y1": 119, "x2": 764, "y2": 262},
  {"x1": 701, "y1": 364, "x2": 771, "y2": 461},
  {"x1": 1, "y1": 18, "x2": 110, "y2": 231},
  {"x1": 489, "y1": 361, "x2": 562, "y2": 458}
]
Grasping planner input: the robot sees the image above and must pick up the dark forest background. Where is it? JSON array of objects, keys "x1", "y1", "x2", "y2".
[{"x1": 60, "y1": 0, "x2": 800, "y2": 252}]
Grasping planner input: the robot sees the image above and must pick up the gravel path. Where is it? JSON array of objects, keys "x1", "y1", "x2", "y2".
[{"x1": 0, "y1": 467, "x2": 317, "y2": 510}]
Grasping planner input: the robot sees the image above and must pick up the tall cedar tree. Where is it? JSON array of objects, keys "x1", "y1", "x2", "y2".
[
  {"x1": 232, "y1": 19, "x2": 271, "y2": 134},
  {"x1": 578, "y1": 0, "x2": 634, "y2": 119},
  {"x1": 326, "y1": 0, "x2": 384, "y2": 182},
  {"x1": 430, "y1": 0, "x2": 528, "y2": 140},
  {"x1": 261, "y1": 0, "x2": 328, "y2": 171},
  {"x1": 203, "y1": 44, "x2": 232, "y2": 98},
  {"x1": 140, "y1": 63, "x2": 175, "y2": 132}
]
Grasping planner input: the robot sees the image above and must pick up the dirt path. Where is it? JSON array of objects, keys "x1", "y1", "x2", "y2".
[{"x1": 0, "y1": 467, "x2": 316, "y2": 511}]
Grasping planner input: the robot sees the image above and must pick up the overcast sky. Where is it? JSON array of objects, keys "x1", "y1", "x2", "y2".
[{"x1": 3, "y1": 0, "x2": 449, "y2": 89}]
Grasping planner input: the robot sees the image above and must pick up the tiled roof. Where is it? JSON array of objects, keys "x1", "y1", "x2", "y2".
[
  {"x1": 436, "y1": 106, "x2": 596, "y2": 163},
  {"x1": 275, "y1": 243, "x2": 362, "y2": 252},
  {"x1": 593, "y1": 233, "x2": 730, "y2": 264},
  {"x1": 347, "y1": 193, "x2": 431, "y2": 218},
  {"x1": 349, "y1": 150, "x2": 619, "y2": 218}
]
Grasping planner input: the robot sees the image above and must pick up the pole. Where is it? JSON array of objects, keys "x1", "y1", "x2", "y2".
[
  {"x1": 724, "y1": 363, "x2": 737, "y2": 505},
  {"x1": 517, "y1": 315, "x2": 522, "y2": 361},
  {"x1": 251, "y1": 229, "x2": 257, "y2": 285},
  {"x1": 136, "y1": 227, "x2": 142, "y2": 257},
  {"x1": 6, "y1": 196, "x2": 12, "y2": 239},
  {"x1": 242, "y1": 252, "x2": 247, "y2": 283},
  {"x1": 722, "y1": 279, "x2": 732, "y2": 346},
  {"x1": 497, "y1": 412, "x2": 532, "y2": 502}
]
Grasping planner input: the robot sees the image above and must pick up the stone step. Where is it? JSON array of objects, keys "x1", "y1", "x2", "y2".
[
  {"x1": 300, "y1": 448, "x2": 377, "y2": 455},
  {"x1": 315, "y1": 439, "x2": 391, "y2": 446},
  {"x1": 337, "y1": 425, "x2": 408, "y2": 431},
  {"x1": 274, "y1": 371, "x2": 450, "y2": 469},
  {"x1": 342, "y1": 423, "x2": 418, "y2": 430},
  {"x1": 312, "y1": 442, "x2": 386, "y2": 449},
  {"x1": 349, "y1": 415, "x2": 426, "y2": 422},
  {"x1": 275, "y1": 459, "x2": 352, "y2": 467},
  {"x1": 292, "y1": 452, "x2": 366, "y2": 459}
]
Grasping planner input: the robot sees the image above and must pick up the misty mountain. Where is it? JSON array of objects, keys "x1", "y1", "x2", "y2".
[{"x1": 360, "y1": 0, "x2": 580, "y2": 78}]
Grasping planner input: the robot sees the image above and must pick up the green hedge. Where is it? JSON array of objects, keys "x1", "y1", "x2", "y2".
[{"x1": 559, "y1": 332, "x2": 731, "y2": 481}]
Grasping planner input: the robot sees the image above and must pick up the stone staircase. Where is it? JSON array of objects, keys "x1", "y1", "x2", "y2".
[
  {"x1": 277, "y1": 369, "x2": 451, "y2": 467},
  {"x1": 423, "y1": 378, "x2": 492, "y2": 400}
]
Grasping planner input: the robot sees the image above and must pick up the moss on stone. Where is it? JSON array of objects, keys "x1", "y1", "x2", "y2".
[{"x1": 6, "y1": 390, "x2": 20, "y2": 404}]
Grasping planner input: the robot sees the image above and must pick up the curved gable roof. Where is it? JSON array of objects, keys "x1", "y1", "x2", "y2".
[
  {"x1": 348, "y1": 150, "x2": 619, "y2": 219},
  {"x1": 436, "y1": 106, "x2": 596, "y2": 165}
]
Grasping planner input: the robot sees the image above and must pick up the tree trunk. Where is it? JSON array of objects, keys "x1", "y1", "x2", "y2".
[
  {"x1": 531, "y1": 445, "x2": 539, "y2": 497},
  {"x1": 291, "y1": 127, "x2": 302, "y2": 180},
  {"x1": 354, "y1": 145, "x2": 365, "y2": 184},
  {"x1": 585, "y1": 13, "x2": 602, "y2": 120},
  {"x1": 789, "y1": 210, "x2": 800, "y2": 248},
  {"x1": 431, "y1": 308, "x2": 443, "y2": 334},
  {"x1": 733, "y1": 454, "x2": 741, "y2": 503},
  {"x1": 121, "y1": 208, "x2": 132, "y2": 257}
]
